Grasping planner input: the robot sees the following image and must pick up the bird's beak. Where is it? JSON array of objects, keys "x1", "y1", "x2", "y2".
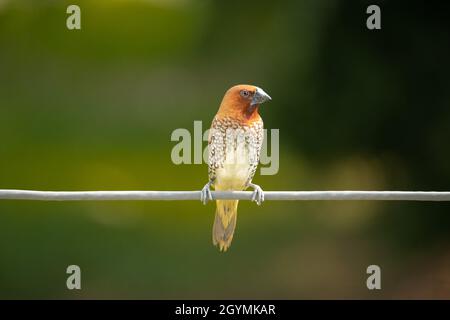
[{"x1": 251, "y1": 87, "x2": 272, "y2": 106}]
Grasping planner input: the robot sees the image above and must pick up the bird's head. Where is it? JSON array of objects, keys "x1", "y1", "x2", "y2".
[{"x1": 217, "y1": 84, "x2": 271, "y2": 122}]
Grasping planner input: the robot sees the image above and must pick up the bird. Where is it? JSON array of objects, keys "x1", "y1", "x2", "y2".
[{"x1": 201, "y1": 84, "x2": 271, "y2": 251}]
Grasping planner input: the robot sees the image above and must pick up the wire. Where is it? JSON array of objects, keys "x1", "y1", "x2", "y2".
[{"x1": 0, "y1": 189, "x2": 449, "y2": 201}]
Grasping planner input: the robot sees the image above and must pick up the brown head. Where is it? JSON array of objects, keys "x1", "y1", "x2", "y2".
[{"x1": 216, "y1": 84, "x2": 271, "y2": 123}]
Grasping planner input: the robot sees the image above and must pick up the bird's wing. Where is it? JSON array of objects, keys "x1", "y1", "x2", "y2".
[{"x1": 207, "y1": 118, "x2": 225, "y2": 182}]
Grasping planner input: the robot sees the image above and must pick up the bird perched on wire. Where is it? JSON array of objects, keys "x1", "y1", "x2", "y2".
[{"x1": 201, "y1": 84, "x2": 271, "y2": 251}]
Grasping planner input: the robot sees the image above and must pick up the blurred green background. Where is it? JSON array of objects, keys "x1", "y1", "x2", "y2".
[{"x1": 1, "y1": 0, "x2": 449, "y2": 299}]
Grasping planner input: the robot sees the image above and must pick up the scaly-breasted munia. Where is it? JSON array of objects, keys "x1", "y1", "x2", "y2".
[{"x1": 201, "y1": 84, "x2": 271, "y2": 251}]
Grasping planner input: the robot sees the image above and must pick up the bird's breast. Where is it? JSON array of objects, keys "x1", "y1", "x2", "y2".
[{"x1": 209, "y1": 117, "x2": 263, "y2": 191}]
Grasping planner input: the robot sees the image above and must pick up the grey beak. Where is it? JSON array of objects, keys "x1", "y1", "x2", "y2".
[{"x1": 251, "y1": 87, "x2": 272, "y2": 106}]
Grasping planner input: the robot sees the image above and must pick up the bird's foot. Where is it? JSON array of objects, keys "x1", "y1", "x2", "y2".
[
  {"x1": 200, "y1": 181, "x2": 213, "y2": 205},
  {"x1": 248, "y1": 182, "x2": 264, "y2": 206}
]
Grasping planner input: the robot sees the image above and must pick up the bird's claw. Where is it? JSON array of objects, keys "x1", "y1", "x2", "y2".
[
  {"x1": 248, "y1": 183, "x2": 264, "y2": 206},
  {"x1": 201, "y1": 182, "x2": 213, "y2": 205}
]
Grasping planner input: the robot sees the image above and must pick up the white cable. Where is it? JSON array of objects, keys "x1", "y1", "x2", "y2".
[{"x1": 0, "y1": 189, "x2": 449, "y2": 201}]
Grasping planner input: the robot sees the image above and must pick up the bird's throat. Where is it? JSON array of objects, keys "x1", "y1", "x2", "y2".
[{"x1": 245, "y1": 104, "x2": 259, "y2": 120}]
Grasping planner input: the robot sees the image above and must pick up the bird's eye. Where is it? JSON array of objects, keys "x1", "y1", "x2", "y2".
[{"x1": 240, "y1": 90, "x2": 250, "y2": 98}]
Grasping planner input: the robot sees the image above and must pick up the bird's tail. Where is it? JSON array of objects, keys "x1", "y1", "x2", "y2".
[{"x1": 212, "y1": 200, "x2": 239, "y2": 252}]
